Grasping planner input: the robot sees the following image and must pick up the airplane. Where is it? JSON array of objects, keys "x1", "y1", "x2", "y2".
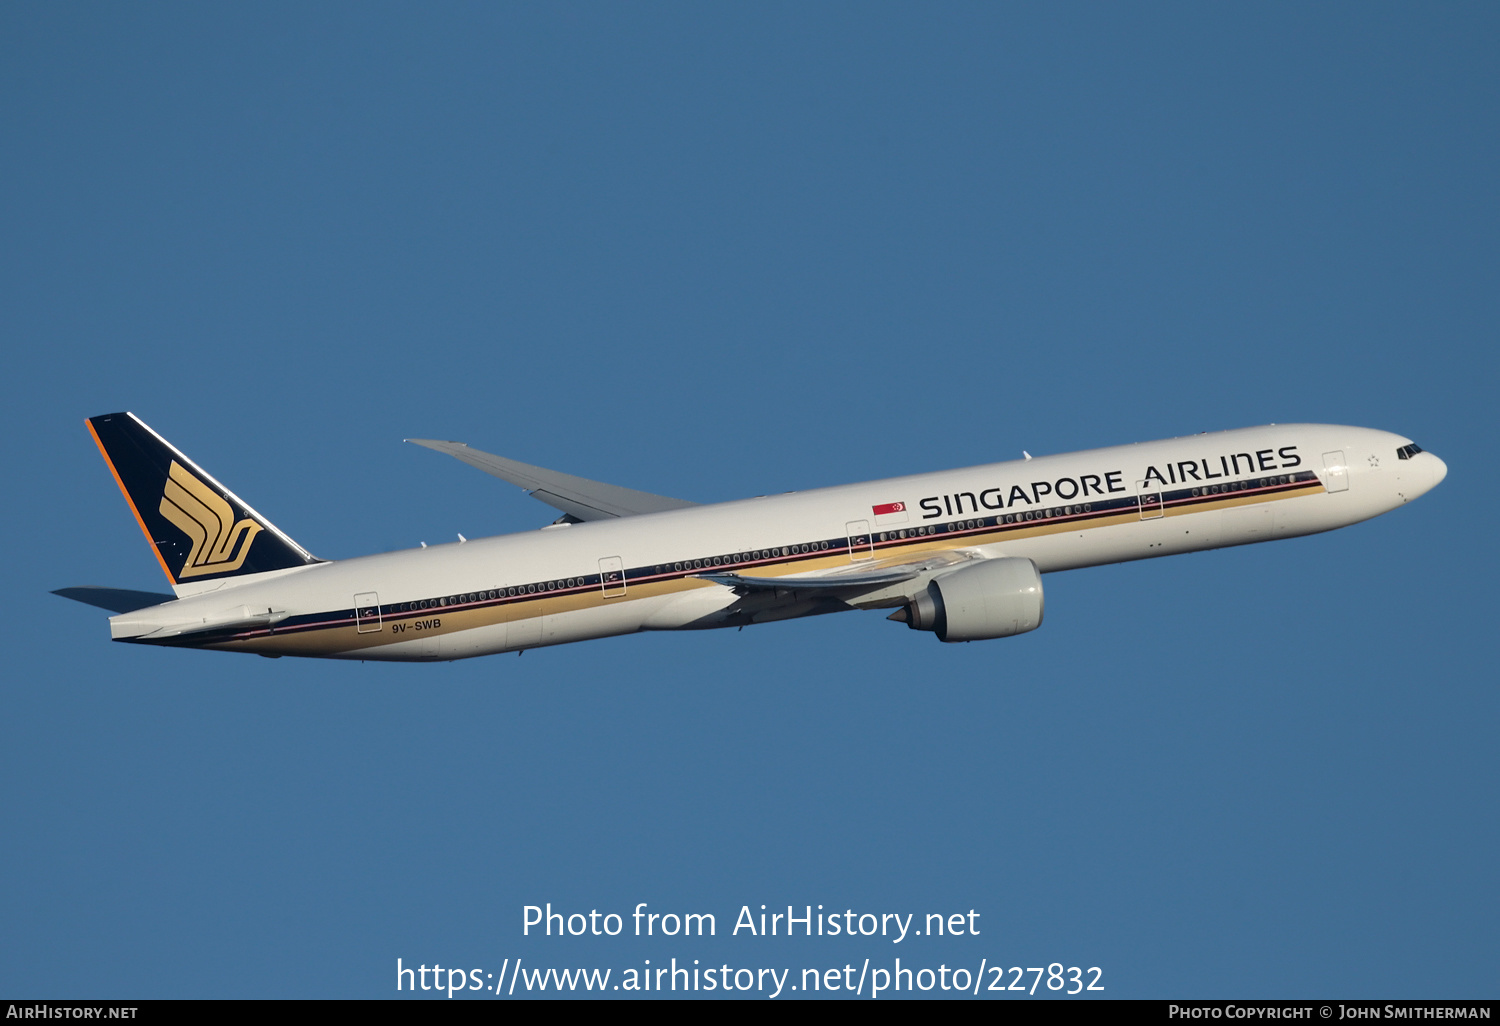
[{"x1": 54, "y1": 414, "x2": 1446, "y2": 661}]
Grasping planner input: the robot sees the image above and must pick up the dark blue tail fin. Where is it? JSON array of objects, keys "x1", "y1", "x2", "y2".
[{"x1": 87, "y1": 412, "x2": 321, "y2": 587}]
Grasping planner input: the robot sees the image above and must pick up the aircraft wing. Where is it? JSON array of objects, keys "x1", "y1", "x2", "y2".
[
  {"x1": 406, "y1": 439, "x2": 699, "y2": 522},
  {"x1": 694, "y1": 547, "x2": 984, "y2": 597},
  {"x1": 696, "y1": 565, "x2": 921, "y2": 593}
]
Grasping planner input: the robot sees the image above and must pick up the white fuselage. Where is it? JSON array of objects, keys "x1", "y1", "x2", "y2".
[{"x1": 107, "y1": 424, "x2": 1445, "y2": 661}]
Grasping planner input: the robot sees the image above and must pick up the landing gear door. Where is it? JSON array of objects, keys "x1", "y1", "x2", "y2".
[
  {"x1": 354, "y1": 592, "x2": 382, "y2": 633},
  {"x1": 1136, "y1": 480, "x2": 1164, "y2": 520},
  {"x1": 1322, "y1": 451, "x2": 1350, "y2": 492}
]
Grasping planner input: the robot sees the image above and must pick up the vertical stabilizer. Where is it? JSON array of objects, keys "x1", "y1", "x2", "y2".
[{"x1": 86, "y1": 413, "x2": 322, "y2": 589}]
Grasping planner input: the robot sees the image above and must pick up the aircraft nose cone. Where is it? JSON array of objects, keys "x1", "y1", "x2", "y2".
[
  {"x1": 1406, "y1": 451, "x2": 1447, "y2": 499},
  {"x1": 1428, "y1": 453, "x2": 1447, "y2": 489}
]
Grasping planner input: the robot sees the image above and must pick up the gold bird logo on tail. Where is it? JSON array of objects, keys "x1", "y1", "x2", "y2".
[{"x1": 158, "y1": 461, "x2": 262, "y2": 578}]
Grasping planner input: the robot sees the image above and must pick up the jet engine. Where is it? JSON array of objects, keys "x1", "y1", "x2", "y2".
[{"x1": 890, "y1": 557, "x2": 1044, "y2": 642}]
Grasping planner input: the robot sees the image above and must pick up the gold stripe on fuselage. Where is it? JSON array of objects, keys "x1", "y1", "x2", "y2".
[{"x1": 210, "y1": 481, "x2": 1323, "y2": 657}]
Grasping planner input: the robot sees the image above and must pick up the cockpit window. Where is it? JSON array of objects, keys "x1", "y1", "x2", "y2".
[{"x1": 1396, "y1": 443, "x2": 1424, "y2": 460}]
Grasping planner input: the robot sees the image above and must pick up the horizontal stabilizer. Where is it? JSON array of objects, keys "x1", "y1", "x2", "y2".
[
  {"x1": 407, "y1": 438, "x2": 698, "y2": 521},
  {"x1": 53, "y1": 586, "x2": 175, "y2": 613}
]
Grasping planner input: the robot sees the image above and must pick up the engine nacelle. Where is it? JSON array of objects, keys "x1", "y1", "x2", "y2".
[{"x1": 894, "y1": 557, "x2": 1044, "y2": 642}]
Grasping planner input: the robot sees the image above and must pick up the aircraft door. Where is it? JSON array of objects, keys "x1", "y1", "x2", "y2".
[
  {"x1": 1136, "y1": 480, "x2": 1164, "y2": 520},
  {"x1": 1322, "y1": 451, "x2": 1350, "y2": 492},
  {"x1": 354, "y1": 592, "x2": 382, "y2": 633},
  {"x1": 846, "y1": 520, "x2": 874, "y2": 561},
  {"x1": 599, "y1": 556, "x2": 627, "y2": 598}
]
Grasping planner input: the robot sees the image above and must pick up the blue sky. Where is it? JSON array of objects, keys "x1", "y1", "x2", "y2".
[{"x1": 2, "y1": 2, "x2": 1495, "y2": 999}]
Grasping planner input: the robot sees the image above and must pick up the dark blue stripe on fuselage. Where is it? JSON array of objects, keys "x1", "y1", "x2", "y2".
[{"x1": 131, "y1": 470, "x2": 1320, "y2": 646}]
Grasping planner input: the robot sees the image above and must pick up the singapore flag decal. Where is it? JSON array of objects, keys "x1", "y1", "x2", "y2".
[{"x1": 872, "y1": 500, "x2": 909, "y2": 526}]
